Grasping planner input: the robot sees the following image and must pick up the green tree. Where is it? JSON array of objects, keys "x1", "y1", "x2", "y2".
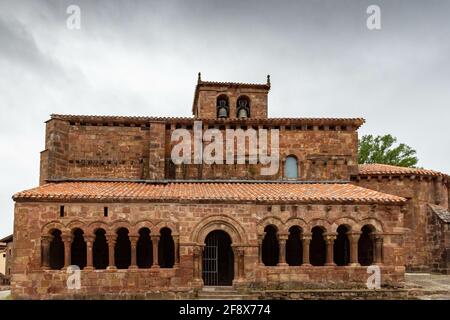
[{"x1": 358, "y1": 134, "x2": 418, "y2": 167}]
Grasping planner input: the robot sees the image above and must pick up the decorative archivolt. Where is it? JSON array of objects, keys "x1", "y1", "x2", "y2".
[{"x1": 190, "y1": 214, "x2": 248, "y2": 245}]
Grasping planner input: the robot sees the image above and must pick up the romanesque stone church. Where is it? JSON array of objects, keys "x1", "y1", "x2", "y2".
[{"x1": 11, "y1": 75, "x2": 450, "y2": 299}]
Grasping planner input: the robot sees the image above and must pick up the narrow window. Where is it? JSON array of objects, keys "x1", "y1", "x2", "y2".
[
  {"x1": 104, "y1": 207, "x2": 108, "y2": 217},
  {"x1": 284, "y1": 156, "x2": 298, "y2": 179},
  {"x1": 59, "y1": 206, "x2": 65, "y2": 217}
]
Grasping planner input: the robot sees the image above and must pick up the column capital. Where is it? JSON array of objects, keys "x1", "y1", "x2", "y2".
[
  {"x1": 301, "y1": 232, "x2": 312, "y2": 241},
  {"x1": 41, "y1": 235, "x2": 54, "y2": 243},
  {"x1": 83, "y1": 235, "x2": 95, "y2": 244},
  {"x1": 151, "y1": 235, "x2": 160, "y2": 241},
  {"x1": 129, "y1": 235, "x2": 139, "y2": 243},
  {"x1": 324, "y1": 233, "x2": 337, "y2": 242},
  {"x1": 278, "y1": 233, "x2": 289, "y2": 241},
  {"x1": 106, "y1": 234, "x2": 117, "y2": 244},
  {"x1": 61, "y1": 234, "x2": 72, "y2": 243}
]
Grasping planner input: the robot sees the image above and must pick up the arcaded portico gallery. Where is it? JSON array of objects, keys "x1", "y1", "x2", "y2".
[{"x1": 11, "y1": 75, "x2": 450, "y2": 299}]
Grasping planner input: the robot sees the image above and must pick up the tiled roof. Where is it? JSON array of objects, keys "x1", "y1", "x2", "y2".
[
  {"x1": 13, "y1": 182, "x2": 406, "y2": 204},
  {"x1": 50, "y1": 114, "x2": 365, "y2": 128},
  {"x1": 198, "y1": 80, "x2": 270, "y2": 89},
  {"x1": 358, "y1": 164, "x2": 447, "y2": 177},
  {"x1": 429, "y1": 204, "x2": 450, "y2": 223}
]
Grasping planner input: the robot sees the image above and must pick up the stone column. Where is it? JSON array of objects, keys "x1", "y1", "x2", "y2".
[
  {"x1": 233, "y1": 246, "x2": 245, "y2": 280},
  {"x1": 193, "y1": 246, "x2": 203, "y2": 281},
  {"x1": 129, "y1": 235, "x2": 138, "y2": 269},
  {"x1": 277, "y1": 233, "x2": 288, "y2": 266},
  {"x1": 348, "y1": 232, "x2": 361, "y2": 266},
  {"x1": 373, "y1": 234, "x2": 383, "y2": 265},
  {"x1": 173, "y1": 234, "x2": 180, "y2": 267},
  {"x1": 84, "y1": 235, "x2": 94, "y2": 270},
  {"x1": 257, "y1": 233, "x2": 265, "y2": 266},
  {"x1": 41, "y1": 235, "x2": 53, "y2": 270},
  {"x1": 325, "y1": 233, "x2": 337, "y2": 266},
  {"x1": 106, "y1": 234, "x2": 117, "y2": 270},
  {"x1": 61, "y1": 234, "x2": 72, "y2": 269},
  {"x1": 301, "y1": 233, "x2": 312, "y2": 266},
  {"x1": 151, "y1": 235, "x2": 160, "y2": 268}
]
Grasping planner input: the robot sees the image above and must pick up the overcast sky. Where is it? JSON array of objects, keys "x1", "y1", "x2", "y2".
[{"x1": 0, "y1": 0, "x2": 449, "y2": 237}]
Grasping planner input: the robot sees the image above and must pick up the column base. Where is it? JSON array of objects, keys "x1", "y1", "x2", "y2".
[
  {"x1": 258, "y1": 262, "x2": 265, "y2": 267},
  {"x1": 84, "y1": 266, "x2": 94, "y2": 271},
  {"x1": 277, "y1": 263, "x2": 289, "y2": 267},
  {"x1": 301, "y1": 263, "x2": 312, "y2": 267},
  {"x1": 128, "y1": 265, "x2": 138, "y2": 270},
  {"x1": 41, "y1": 267, "x2": 51, "y2": 271},
  {"x1": 348, "y1": 263, "x2": 361, "y2": 267},
  {"x1": 151, "y1": 265, "x2": 160, "y2": 269},
  {"x1": 106, "y1": 266, "x2": 117, "y2": 271},
  {"x1": 325, "y1": 262, "x2": 336, "y2": 266}
]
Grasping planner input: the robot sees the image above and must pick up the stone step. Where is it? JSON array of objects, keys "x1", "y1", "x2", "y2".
[{"x1": 202, "y1": 286, "x2": 235, "y2": 292}]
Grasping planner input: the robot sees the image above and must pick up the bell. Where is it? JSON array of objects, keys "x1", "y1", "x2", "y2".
[
  {"x1": 218, "y1": 107, "x2": 228, "y2": 118},
  {"x1": 238, "y1": 108, "x2": 248, "y2": 119}
]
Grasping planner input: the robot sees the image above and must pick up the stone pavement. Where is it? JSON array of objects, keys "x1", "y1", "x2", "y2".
[
  {"x1": 0, "y1": 290, "x2": 11, "y2": 300},
  {"x1": 405, "y1": 273, "x2": 450, "y2": 300}
]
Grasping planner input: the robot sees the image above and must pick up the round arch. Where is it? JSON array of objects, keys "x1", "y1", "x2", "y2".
[
  {"x1": 131, "y1": 220, "x2": 155, "y2": 236},
  {"x1": 41, "y1": 221, "x2": 65, "y2": 235},
  {"x1": 359, "y1": 217, "x2": 384, "y2": 232},
  {"x1": 330, "y1": 217, "x2": 359, "y2": 233},
  {"x1": 190, "y1": 215, "x2": 247, "y2": 245},
  {"x1": 257, "y1": 216, "x2": 283, "y2": 234},
  {"x1": 86, "y1": 221, "x2": 110, "y2": 236},
  {"x1": 307, "y1": 218, "x2": 331, "y2": 232},
  {"x1": 285, "y1": 217, "x2": 307, "y2": 233}
]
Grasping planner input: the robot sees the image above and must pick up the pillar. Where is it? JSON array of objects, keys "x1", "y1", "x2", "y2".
[
  {"x1": 84, "y1": 235, "x2": 94, "y2": 270},
  {"x1": 151, "y1": 235, "x2": 160, "y2": 268},
  {"x1": 232, "y1": 246, "x2": 245, "y2": 281},
  {"x1": 257, "y1": 233, "x2": 265, "y2": 266},
  {"x1": 373, "y1": 235, "x2": 383, "y2": 265},
  {"x1": 41, "y1": 235, "x2": 53, "y2": 270},
  {"x1": 325, "y1": 233, "x2": 336, "y2": 266},
  {"x1": 348, "y1": 232, "x2": 361, "y2": 266},
  {"x1": 173, "y1": 235, "x2": 180, "y2": 267},
  {"x1": 129, "y1": 235, "x2": 138, "y2": 269},
  {"x1": 106, "y1": 234, "x2": 117, "y2": 270},
  {"x1": 301, "y1": 233, "x2": 312, "y2": 266},
  {"x1": 61, "y1": 234, "x2": 72, "y2": 269},
  {"x1": 277, "y1": 233, "x2": 288, "y2": 266},
  {"x1": 193, "y1": 246, "x2": 202, "y2": 281}
]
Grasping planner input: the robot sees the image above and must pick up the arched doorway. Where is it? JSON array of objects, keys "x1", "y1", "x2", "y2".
[{"x1": 202, "y1": 230, "x2": 234, "y2": 286}]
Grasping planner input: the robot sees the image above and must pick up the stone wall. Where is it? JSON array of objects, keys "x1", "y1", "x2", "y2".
[
  {"x1": 12, "y1": 200, "x2": 405, "y2": 299},
  {"x1": 40, "y1": 117, "x2": 360, "y2": 182},
  {"x1": 194, "y1": 84, "x2": 269, "y2": 119},
  {"x1": 352, "y1": 176, "x2": 449, "y2": 272},
  {"x1": 427, "y1": 207, "x2": 450, "y2": 274}
]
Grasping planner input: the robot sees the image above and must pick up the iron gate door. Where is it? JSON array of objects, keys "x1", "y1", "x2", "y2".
[{"x1": 202, "y1": 234, "x2": 219, "y2": 285}]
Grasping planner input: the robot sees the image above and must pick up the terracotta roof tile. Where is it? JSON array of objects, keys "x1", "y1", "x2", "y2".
[
  {"x1": 358, "y1": 164, "x2": 447, "y2": 177},
  {"x1": 13, "y1": 182, "x2": 406, "y2": 204}
]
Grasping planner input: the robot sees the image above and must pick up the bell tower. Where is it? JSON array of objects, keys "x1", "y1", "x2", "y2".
[{"x1": 192, "y1": 73, "x2": 271, "y2": 119}]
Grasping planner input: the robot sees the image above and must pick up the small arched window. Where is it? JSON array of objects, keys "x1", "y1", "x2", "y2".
[
  {"x1": 216, "y1": 95, "x2": 229, "y2": 118},
  {"x1": 236, "y1": 96, "x2": 250, "y2": 118},
  {"x1": 284, "y1": 155, "x2": 298, "y2": 179}
]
